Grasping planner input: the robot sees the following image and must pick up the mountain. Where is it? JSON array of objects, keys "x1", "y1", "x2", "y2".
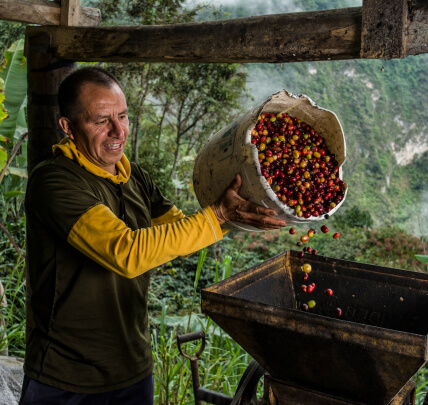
[{"x1": 198, "y1": 1, "x2": 428, "y2": 234}]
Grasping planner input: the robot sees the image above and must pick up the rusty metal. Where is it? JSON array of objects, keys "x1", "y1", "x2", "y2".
[
  {"x1": 264, "y1": 375, "x2": 416, "y2": 405},
  {"x1": 176, "y1": 331, "x2": 207, "y2": 405},
  {"x1": 201, "y1": 250, "x2": 428, "y2": 405},
  {"x1": 177, "y1": 331, "x2": 265, "y2": 405}
]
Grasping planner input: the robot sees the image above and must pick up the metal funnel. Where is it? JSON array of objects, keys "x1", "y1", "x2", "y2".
[{"x1": 201, "y1": 250, "x2": 428, "y2": 404}]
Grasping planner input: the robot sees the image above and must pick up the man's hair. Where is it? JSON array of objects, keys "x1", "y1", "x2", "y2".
[{"x1": 58, "y1": 66, "x2": 123, "y2": 122}]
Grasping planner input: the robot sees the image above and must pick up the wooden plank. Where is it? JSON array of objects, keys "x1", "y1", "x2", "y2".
[
  {"x1": 25, "y1": 2, "x2": 427, "y2": 64},
  {"x1": 0, "y1": 0, "x2": 100, "y2": 26},
  {"x1": 361, "y1": 0, "x2": 408, "y2": 59},
  {"x1": 60, "y1": 0, "x2": 81, "y2": 27}
]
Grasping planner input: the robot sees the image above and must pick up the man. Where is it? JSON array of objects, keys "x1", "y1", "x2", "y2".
[{"x1": 20, "y1": 67, "x2": 286, "y2": 404}]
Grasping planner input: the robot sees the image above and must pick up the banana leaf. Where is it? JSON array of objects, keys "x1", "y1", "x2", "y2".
[
  {"x1": 4, "y1": 167, "x2": 27, "y2": 178},
  {"x1": 415, "y1": 255, "x2": 428, "y2": 265},
  {"x1": 0, "y1": 78, "x2": 8, "y2": 125},
  {"x1": 0, "y1": 145, "x2": 6, "y2": 170},
  {"x1": 0, "y1": 39, "x2": 27, "y2": 141}
]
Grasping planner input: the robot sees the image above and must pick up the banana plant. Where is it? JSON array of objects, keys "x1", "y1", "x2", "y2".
[{"x1": 0, "y1": 38, "x2": 28, "y2": 179}]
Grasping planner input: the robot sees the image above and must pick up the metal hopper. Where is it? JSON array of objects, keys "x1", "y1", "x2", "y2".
[{"x1": 201, "y1": 250, "x2": 428, "y2": 404}]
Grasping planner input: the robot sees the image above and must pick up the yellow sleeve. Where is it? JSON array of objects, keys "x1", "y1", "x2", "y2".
[
  {"x1": 151, "y1": 206, "x2": 229, "y2": 235},
  {"x1": 151, "y1": 206, "x2": 185, "y2": 226},
  {"x1": 67, "y1": 204, "x2": 224, "y2": 278}
]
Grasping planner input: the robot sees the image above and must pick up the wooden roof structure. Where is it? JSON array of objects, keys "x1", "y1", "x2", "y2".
[{"x1": 0, "y1": 0, "x2": 426, "y2": 171}]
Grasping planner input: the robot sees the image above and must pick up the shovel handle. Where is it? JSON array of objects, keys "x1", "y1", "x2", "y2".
[{"x1": 176, "y1": 330, "x2": 206, "y2": 360}]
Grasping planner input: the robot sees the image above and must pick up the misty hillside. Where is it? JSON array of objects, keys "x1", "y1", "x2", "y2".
[{"x1": 198, "y1": 0, "x2": 428, "y2": 234}]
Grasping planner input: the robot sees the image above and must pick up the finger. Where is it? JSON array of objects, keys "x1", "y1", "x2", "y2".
[
  {"x1": 240, "y1": 201, "x2": 278, "y2": 218},
  {"x1": 234, "y1": 210, "x2": 287, "y2": 229},
  {"x1": 228, "y1": 173, "x2": 242, "y2": 193}
]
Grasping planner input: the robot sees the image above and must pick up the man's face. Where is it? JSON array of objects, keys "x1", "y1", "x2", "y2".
[{"x1": 63, "y1": 82, "x2": 129, "y2": 175}]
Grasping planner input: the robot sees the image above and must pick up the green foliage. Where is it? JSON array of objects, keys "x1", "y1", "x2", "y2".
[
  {"x1": 357, "y1": 225, "x2": 427, "y2": 272},
  {"x1": 0, "y1": 216, "x2": 26, "y2": 357},
  {"x1": 332, "y1": 205, "x2": 373, "y2": 229},
  {"x1": 415, "y1": 255, "x2": 428, "y2": 265},
  {"x1": 0, "y1": 21, "x2": 26, "y2": 60},
  {"x1": 0, "y1": 39, "x2": 27, "y2": 140},
  {"x1": 0, "y1": 39, "x2": 28, "y2": 186},
  {"x1": 416, "y1": 367, "x2": 428, "y2": 405}
]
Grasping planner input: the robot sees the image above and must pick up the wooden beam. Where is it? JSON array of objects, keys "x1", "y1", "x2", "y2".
[
  {"x1": 0, "y1": 0, "x2": 100, "y2": 26},
  {"x1": 361, "y1": 0, "x2": 408, "y2": 58},
  {"x1": 60, "y1": 0, "x2": 81, "y2": 27},
  {"x1": 26, "y1": 8, "x2": 363, "y2": 63},
  {"x1": 25, "y1": 2, "x2": 427, "y2": 64}
]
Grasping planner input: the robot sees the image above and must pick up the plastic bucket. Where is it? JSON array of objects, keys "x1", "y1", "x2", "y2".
[{"x1": 193, "y1": 90, "x2": 347, "y2": 232}]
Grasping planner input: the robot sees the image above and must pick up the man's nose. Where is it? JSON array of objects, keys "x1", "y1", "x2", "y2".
[{"x1": 109, "y1": 118, "x2": 125, "y2": 138}]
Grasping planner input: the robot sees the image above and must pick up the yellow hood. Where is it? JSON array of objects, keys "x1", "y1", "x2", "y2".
[{"x1": 52, "y1": 137, "x2": 131, "y2": 185}]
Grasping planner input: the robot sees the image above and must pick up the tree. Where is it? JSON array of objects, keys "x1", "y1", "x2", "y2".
[
  {"x1": 151, "y1": 63, "x2": 247, "y2": 178},
  {"x1": 332, "y1": 205, "x2": 374, "y2": 229}
]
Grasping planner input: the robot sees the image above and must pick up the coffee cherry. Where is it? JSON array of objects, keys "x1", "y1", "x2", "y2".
[
  {"x1": 306, "y1": 247, "x2": 313, "y2": 253},
  {"x1": 289, "y1": 227, "x2": 296, "y2": 235},
  {"x1": 312, "y1": 249, "x2": 318, "y2": 255},
  {"x1": 307, "y1": 284, "x2": 315, "y2": 293},
  {"x1": 301, "y1": 303, "x2": 309, "y2": 311},
  {"x1": 321, "y1": 225, "x2": 329, "y2": 233},
  {"x1": 302, "y1": 273, "x2": 309, "y2": 281},
  {"x1": 307, "y1": 229, "x2": 315, "y2": 237},
  {"x1": 302, "y1": 263, "x2": 312, "y2": 273},
  {"x1": 307, "y1": 300, "x2": 316, "y2": 309},
  {"x1": 301, "y1": 235, "x2": 309, "y2": 243},
  {"x1": 336, "y1": 308, "x2": 343, "y2": 316},
  {"x1": 298, "y1": 251, "x2": 304, "y2": 259},
  {"x1": 325, "y1": 289, "x2": 333, "y2": 296},
  {"x1": 301, "y1": 285, "x2": 307, "y2": 292},
  {"x1": 333, "y1": 232, "x2": 340, "y2": 239}
]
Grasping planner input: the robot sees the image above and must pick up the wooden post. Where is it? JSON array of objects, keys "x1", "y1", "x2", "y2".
[
  {"x1": 25, "y1": 29, "x2": 77, "y2": 174},
  {"x1": 361, "y1": 0, "x2": 408, "y2": 59},
  {"x1": 0, "y1": 0, "x2": 100, "y2": 26},
  {"x1": 60, "y1": 0, "x2": 81, "y2": 27}
]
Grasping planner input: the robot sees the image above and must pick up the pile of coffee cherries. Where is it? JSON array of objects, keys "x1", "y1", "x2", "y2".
[{"x1": 251, "y1": 112, "x2": 347, "y2": 218}]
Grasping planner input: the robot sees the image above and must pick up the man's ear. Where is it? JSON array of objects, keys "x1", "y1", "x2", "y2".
[{"x1": 59, "y1": 117, "x2": 75, "y2": 140}]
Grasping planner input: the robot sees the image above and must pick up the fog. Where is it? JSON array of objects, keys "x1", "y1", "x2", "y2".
[{"x1": 195, "y1": 0, "x2": 363, "y2": 15}]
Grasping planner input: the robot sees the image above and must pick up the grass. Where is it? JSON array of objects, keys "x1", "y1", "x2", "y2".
[{"x1": 0, "y1": 256, "x2": 26, "y2": 357}]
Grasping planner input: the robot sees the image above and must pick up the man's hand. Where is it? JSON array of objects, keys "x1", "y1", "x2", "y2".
[{"x1": 210, "y1": 174, "x2": 287, "y2": 230}]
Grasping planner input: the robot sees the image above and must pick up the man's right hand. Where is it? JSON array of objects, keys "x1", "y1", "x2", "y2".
[{"x1": 210, "y1": 174, "x2": 287, "y2": 230}]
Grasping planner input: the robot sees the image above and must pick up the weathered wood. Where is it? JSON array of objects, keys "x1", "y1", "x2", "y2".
[
  {"x1": 0, "y1": 0, "x2": 100, "y2": 26},
  {"x1": 361, "y1": 0, "x2": 408, "y2": 58},
  {"x1": 26, "y1": 31, "x2": 77, "y2": 174},
  {"x1": 60, "y1": 0, "x2": 81, "y2": 27},
  {"x1": 27, "y1": 8, "x2": 363, "y2": 63},
  {"x1": 25, "y1": 2, "x2": 428, "y2": 64},
  {"x1": 406, "y1": 0, "x2": 428, "y2": 56}
]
